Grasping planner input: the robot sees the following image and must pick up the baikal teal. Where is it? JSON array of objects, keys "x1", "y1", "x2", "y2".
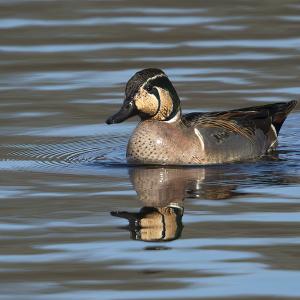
[{"x1": 106, "y1": 68, "x2": 297, "y2": 165}]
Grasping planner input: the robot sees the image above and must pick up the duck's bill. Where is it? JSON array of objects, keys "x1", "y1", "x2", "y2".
[{"x1": 106, "y1": 99, "x2": 138, "y2": 125}]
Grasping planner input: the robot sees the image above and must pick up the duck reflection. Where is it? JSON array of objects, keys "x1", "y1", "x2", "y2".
[
  {"x1": 111, "y1": 206, "x2": 183, "y2": 242},
  {"x1": 111, "y1": 167, "x2": 237, "y2": 242}
]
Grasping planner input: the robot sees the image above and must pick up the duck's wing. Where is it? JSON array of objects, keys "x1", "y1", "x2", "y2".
[
  {"x1": 183, "y1": 109, "x2": 269, "y2": 142},
  {"x1": 182, "y1": 100, "x2": 297, "y2": 142}
]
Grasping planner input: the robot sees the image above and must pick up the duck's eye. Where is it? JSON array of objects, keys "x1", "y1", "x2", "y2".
[
  {"x1": 146, "y1": 86, "x2": 153, "y2": 92},
  {"x1": 125, "y1": 102, "x2": 132, "y2": 109}
]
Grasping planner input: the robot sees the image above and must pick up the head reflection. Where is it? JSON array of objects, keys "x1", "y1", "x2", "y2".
[
  {"x1": 111, "y1": 167, "x2": 237, "y2": 242},
  {"x1": 111, "y1": 206, "x2": 183, "y2": 242}
]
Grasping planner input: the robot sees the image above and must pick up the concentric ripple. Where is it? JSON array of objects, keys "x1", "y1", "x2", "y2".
[{"x1": 0, "y1": 132, "x2": 129, "y2": 174}]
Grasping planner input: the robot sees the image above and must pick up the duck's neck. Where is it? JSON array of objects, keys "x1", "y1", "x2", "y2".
[
  {"x1": 165, "y1": 110, "x2": 182, "y2": 123},
  {"x1": 144, "y1": 75, "x2": 182, "y2": 122},
  {"x1": 150, "y1": 87, "x2": 181, "y2": 122},
  {"x1": 160, "y1": 78, "x2": 181, "y2": 121}
]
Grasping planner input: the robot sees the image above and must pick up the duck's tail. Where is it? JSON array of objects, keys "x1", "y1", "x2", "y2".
[
  {"x1": 268, "y1": 100, "x2": 297, "y2": 134},
  {"x1": 239, "y1": 100, "x2": 297, "y2": 135}
]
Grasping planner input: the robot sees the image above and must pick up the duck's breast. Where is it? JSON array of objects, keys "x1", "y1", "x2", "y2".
[{"x1": 126, "y1": 121, "x2": 203, "y2": 165}]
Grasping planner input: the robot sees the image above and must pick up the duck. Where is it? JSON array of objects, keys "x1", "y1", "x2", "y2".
[{"x1": 106, "y1": 68, "x2": 297, "y2": 165}]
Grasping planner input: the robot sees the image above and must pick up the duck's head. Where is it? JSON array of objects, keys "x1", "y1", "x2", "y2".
[{"x1": 106, "y1": 68, "x2": 181, "y2": 124}]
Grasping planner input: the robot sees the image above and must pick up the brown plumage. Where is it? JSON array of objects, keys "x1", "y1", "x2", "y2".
[{"x1": 106, "y1": 68, "x2": 297, "y2": 165}]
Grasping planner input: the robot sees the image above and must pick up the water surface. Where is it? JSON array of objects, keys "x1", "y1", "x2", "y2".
[{"x1": 1, "y1": 0, "x2": 300, "y2": 299}]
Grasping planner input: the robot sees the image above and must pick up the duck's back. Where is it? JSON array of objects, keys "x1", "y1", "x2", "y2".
[{"x1": 183, "y1": 100, "x2": 297, "y2": 164}]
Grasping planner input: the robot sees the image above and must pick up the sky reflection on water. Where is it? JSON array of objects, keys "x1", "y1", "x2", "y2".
[{"x1": 0, "y1": 0, "x2": 300, "y2": 299}]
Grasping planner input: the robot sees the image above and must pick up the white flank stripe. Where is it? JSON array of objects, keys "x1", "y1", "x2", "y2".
[{"x1": 194, "y1": 128, "x2": 205, "y2": 150}]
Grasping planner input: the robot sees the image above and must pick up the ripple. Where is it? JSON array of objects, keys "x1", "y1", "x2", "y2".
[
  {"x1": 0, "y1": 43, "x2": 174, "y2": 53},
  {"x1": 279, "y1": 16, "x2": 300, "y2": 21},
  {"x1": 205, "y1": 87, "x2": 300, "y2": 95},
  {"x1": 0, "y1": 130, "x2": 129, "y2": 173},
  {"x1": 81, "y1": 8, "x2": 208, "y2": 14},
  {"x1": 0, "y1": 16, "x2": 230, "y2": 29},
  {"x1": 18, "y1": 123, "x2": 134, "y2": 137},
  {"x1": 185, "y1": 37, "x2": 300, "y2": 49},
  {"x1": 246, "y1": 96, "x2": 290, "y2": 102},
  {"x1": 2, "y1": 37, "x2": 300, "y2": 54},
  {"x1": 205, "y1": 25, "x2": 246, "y2": 31},
  {"x1": 0, "y1": 112, "x2": 60, "y2": 119},
  {"x1": 136, "y1": 53, "x2": 293, "y2": 62}
]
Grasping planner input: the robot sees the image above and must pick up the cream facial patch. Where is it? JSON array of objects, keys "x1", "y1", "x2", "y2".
[
  {"x1": 135, "y1": 88, "x2": 159, "y2": 116},
  {"x1": 152, "y1": 87, "x2": 173, "y2": 121}
]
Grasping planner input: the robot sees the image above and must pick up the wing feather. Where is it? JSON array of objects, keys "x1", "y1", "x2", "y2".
[{"x1": 183, "y1": 109, "x2": 271, "y2": 143}]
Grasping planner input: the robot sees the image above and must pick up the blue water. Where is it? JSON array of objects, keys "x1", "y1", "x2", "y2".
[{"x1": 0, "y1": 1, "x2": 300, "y2": 299}]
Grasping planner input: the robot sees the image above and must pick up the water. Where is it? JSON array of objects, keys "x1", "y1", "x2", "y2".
[{"x1": 1, "y1": 0, "x2": 300, "y2": 299}]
